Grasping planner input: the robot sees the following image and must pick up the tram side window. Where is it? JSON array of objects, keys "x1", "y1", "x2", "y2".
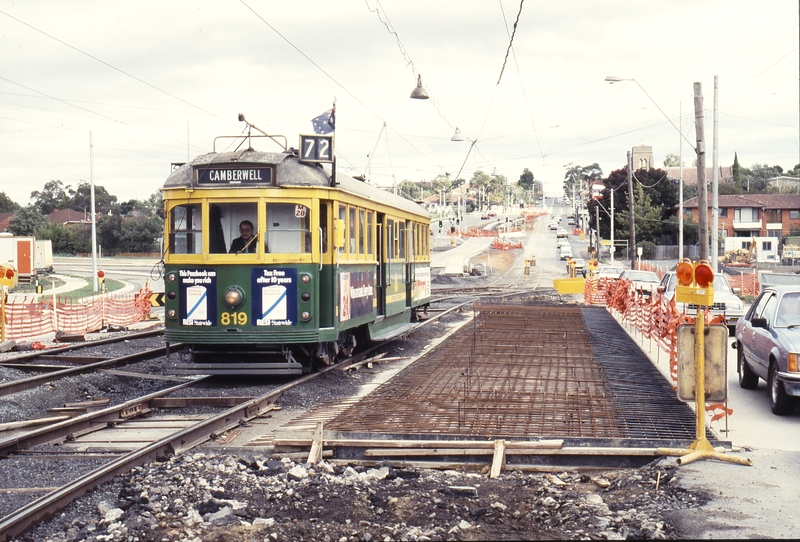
[
  {"x1": 338, "y1": 205, "x2": 347, "y2": 255},
  {"x1": 169, "y1": 204, "x2": 202, "y2": 254},
  {"x1": 266, "y1": 203, "x2": 311, "y2": 253},
  {"x1": 398, "y1": 221, "x2": 406, "y2": 260},
  {"x1": 367, "y1": 211, "x2": 374, "y2": 256},
  {"x1": 358, "y1": 209, "x2": 365, "y2": 255},
  {"x1": 349, "y1": 207, "x2": 357, "y2": 254}
]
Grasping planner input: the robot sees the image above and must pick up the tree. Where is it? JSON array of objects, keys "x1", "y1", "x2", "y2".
[
  {"x1": 732, "y1": 153, "x2": 743, "y2": 186},
  {"x1": 0, "y1": 192, "x2": 19, "y2": 213},
  {"x1": 8, "y1": 205, "x2": 48, "y2": 236},
  {"x1": 30, "y1": 180, "x2": 71, "y2": 215},
  {"x1": 663, "y1": 153, "x2": 681, "y2": 167},
  {"x1": 117, "y1": 215, "x2": 162, "y2": 253},
  {"x1": 563, "y1": 163, "x2": 603, "y2": 197},
  {"x1": 69, "y1": 182, "x2": 118, "y2": 216},
  {"x1": 35, "y1": 222, "x2": 78, "y2": 254}
]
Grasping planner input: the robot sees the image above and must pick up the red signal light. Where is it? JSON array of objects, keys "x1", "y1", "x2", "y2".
[
  {"x1": 97, "y1": 270, "x2": 105, "y2": 278},
  {"x1": 4, "y1": 268, "x2": 13, "y2": 280},
  {"x1": 694, "y1": 260, "x2": 714, "y2": 288},
  {"x1": 675, "y1": 258, "x2": 694, "y2": 286}
]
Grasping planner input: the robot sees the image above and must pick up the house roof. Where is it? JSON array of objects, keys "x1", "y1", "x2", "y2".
[
  {"x1": 0, "y1": 212, "x2": 13, "y2": 232},
  {"x1": 664, "y1": 166, "x2": 733, "y2": 186},
  {"x1": 47, "y1": 208, "x2": 90, "y2": 224},
  {"x1": 682, "y1": 193, "x2": 800, "y2": 210}
]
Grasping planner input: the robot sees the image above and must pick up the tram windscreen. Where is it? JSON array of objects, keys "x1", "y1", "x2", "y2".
[
  {"x1": 266, "y1": 203, "x2": 311, "y2": 253},
  {"x1": 169, "y1": 204, "x2": 202, "y2": 254}
]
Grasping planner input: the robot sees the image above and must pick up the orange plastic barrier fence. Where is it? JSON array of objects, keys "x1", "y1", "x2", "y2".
[
  {"x1": 594, "y1": 277, "x2": 734, "y2": 425},
  {"x1": 492, "y1": 238, "x2": 523, "y2": 250},
  {"x1": 2, "y1": 286, "x2": 152, "y2": 340},
  {"x1": 726, "y1": 273, "x2": 759, "y2": 297}
]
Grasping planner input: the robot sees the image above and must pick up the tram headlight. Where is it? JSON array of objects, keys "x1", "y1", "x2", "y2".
[
  {"x1": 166, "y1": 272, "x2": 177, "y2": 283},
  {"x1": 224, "y1": 286, "x2": 245, "y2": 309},
  {"x1": 301, "y1": 311, "x2": 311, "y2": 321},
  {"x1": 167, "y1": 309, "x2": 176, "y2": 318},
  {"x1": 301, "y1": 292, "x2": 311, "y2": 302},
  {"x1": 301, "y1": 273, "x2": 311, "y2": 284}
]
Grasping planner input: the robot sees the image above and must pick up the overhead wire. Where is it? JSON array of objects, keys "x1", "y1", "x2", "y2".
[{"x1": 0, "y1": 9, "x2": 228, "y2": 124}]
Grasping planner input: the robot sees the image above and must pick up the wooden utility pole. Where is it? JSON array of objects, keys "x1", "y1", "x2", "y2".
[
  {"x1": 694, "y1": 82, "x2": 708, "y2": 261},
  {"x1": 627, "y1": 150, "x2": 636, "y2": 270}
]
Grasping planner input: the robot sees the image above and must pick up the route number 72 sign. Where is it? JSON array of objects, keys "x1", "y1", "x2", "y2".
[{"x1": 299, "y1": 134, "x2": 334, "y2": 163}]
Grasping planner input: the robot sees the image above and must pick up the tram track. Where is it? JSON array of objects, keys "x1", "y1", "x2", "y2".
[{"x1": 0, "y1": 334, "x2": 401, "y2": 539}]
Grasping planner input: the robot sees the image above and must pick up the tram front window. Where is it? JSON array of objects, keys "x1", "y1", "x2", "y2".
[
  {"x1": 209, "y1": 202, "x2": 258, "y2": 254},
  {"x1": 169, "y1": 204, "x2": 202, "y2": 254},
  {"x1": 266, "y1": 203, "x2": 311, "y2": 254}
]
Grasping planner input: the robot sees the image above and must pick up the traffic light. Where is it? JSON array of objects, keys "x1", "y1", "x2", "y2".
[
  {"x1": 675, "y1": 258, "x2": 714, "y2": 305},
  {"x1": 97, "y1": 270, "x2": 105, "y2": 286},
  {"x1": 0, "y1": 264, "x2": 16, "y2": 288}
]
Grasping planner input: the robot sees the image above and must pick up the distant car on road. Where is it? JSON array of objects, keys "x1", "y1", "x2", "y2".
[
  {"x1": 556, "y1": 228, "x2": 568, "y2": 238},
  {"x1": 567, "y1": 217, "x2": 576, "y2": 225},
  {"x1": 658, "y1": 270, "x2": 745, "y2": 336},
  {"x1": 734, "y1": 286, "x2": 800, "y2": 415},
  {"x1": 596, "y1": 265, "x2": 623, "y2": 280},
  {"x1": 620, "y1": 270, "x2": 660, "y2": 297},
  {"x1": 559, "y1": 245, "x2": 573, "y2": 260},
  {"x1": 570, "y1": 257, "x2": 586, "y2": 275}
]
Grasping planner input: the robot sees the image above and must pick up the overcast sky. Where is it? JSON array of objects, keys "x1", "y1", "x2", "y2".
[{"x1": 1, "y1": 0, "x2": 797, "y2": 206}]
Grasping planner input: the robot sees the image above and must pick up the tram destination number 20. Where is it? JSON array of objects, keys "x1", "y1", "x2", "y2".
[{"x1": 300, "y1": 134, "x2": 334, "y2": 163}]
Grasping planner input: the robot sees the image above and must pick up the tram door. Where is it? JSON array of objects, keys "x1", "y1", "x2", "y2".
[{"x1": 376, "y1": 213, "x2": 386, "y2": 316}]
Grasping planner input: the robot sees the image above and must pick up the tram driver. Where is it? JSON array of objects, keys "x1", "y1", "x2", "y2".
[{"x1": 230, "y1": 220, "x2": 257, "y2": 253}]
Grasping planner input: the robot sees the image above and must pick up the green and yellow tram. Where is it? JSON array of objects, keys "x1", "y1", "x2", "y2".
[{"x1": 161, "y1": 132, "x2": 431, "y2": 375}]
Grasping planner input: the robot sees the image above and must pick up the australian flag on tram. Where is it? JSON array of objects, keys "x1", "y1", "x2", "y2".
[{"x1": 311, "y1": 108, "x2": 335, "y2": 134}]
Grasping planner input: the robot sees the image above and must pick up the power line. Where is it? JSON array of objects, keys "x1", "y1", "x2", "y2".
[{"x1": 0, "y1": 9, "x2": 228, "y2": 123}]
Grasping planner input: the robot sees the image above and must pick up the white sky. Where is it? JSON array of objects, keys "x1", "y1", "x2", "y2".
[{"x1": 0, "y1": 0, "x2": 797, "y2": 205}]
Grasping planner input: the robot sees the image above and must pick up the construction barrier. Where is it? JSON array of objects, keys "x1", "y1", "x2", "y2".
[
  {"x1": 726, "y1": 273, "x2": 759, "y2": 297},
  {"x1": 1, "y1": 286, "x2": 152, "y2": 340},
  {"x1": 585, "y1": 277, "x2": 734, "y2": 426}
]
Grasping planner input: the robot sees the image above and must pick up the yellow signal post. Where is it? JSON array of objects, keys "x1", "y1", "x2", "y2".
[
  {"x1": 0, "y1": 264, "x2": 16, "y2": 342},
  {"x1": 657, "y1": 258, "x2": 751, "y2": 467}
]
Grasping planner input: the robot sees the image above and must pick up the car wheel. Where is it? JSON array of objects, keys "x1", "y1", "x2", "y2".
[
  {"x1": 769, "y1": 361, "x2": 796, "y2": 416},
  {"x1": 737, "y1": 347, "x2": 758, "y2": 389}
]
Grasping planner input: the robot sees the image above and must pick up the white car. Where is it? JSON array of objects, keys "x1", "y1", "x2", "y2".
[
  {"x1": 596, "y1": 265, "x2": 623, "y2": 280},
  {"x1": 556, "y1": 228, "x2": 568, "y2": 238},
  {"x1": 658, "y1": 270, "x2": 745, "y2": 336},
  {"x1": 620, "y1": 270, "x2": 661, "y2": 297},
  {"x1": 559, "y1": 245, "x2": 573, "y2": 260}
]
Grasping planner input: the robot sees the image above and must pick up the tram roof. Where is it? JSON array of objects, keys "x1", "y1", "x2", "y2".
[{"x1": 163, "y1": 149, "x2": 428, "y2": 219}]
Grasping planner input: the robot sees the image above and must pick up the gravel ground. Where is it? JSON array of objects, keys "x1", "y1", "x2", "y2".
[{"x1": 2, "y1": 249, "x2": 717, "y2": 540}]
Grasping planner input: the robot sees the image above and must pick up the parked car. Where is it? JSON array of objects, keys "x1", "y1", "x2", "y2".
[
  {"x1": 734, "y1": 286, "x2": 800, "y2": 415},
  {"x1": 658, "y1": 270, "x2": 745, "y2": 336},
  {"x1": 559, "y1": 245, "x2": 573, "y2": 260},
  {"x1": 556, "y1": 228, "x2": 568, "y2": 238},
  {"x1": 596, "y1": 265, "x2": 623, "y2": 280}
]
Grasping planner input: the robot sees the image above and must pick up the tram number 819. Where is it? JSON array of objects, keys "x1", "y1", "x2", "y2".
[{"x1": 221, "y1": 311, "x2": 248, "y2": 326}]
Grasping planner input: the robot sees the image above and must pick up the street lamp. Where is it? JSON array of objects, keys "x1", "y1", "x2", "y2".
[{"x1": 605, "y1": 76, "x2": 699, "y2": 262}]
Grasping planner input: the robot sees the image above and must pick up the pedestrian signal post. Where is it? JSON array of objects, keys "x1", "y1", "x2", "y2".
[{"x1": 657, "y1": 259, "x2": 751, "y2": 467}]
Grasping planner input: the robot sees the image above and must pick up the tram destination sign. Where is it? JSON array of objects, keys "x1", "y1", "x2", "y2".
[{"x1": 196, "y1": 167, "x2": 272, "y2": 185}]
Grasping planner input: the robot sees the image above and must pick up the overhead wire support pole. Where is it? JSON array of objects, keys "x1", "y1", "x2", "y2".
[
  {"x1": 627, "y1": 151, "x2": 635, "y2": 270},
  {"x1": 712, "y1": 75, "x2": 720, "y2": 271},
  {"x1": 694, "y1": 83, "x2": 709, "y2": 262}
]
